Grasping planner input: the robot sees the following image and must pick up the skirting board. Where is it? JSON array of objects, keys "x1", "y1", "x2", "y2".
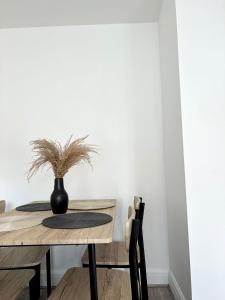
[
  {"x1": 147, "y1": 269, "x2": 168, "y2": 285},
  {"x1": 168, "y1": 272, "x2": 186, "y2": 300},
  {"x1": 41, "y1": 268, "x2": 169, "y2": 286}
]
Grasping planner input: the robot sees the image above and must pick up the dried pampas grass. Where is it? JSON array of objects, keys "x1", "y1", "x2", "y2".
[{"x1": 27, "y1": 136, "x2": 97, "y2": 181}]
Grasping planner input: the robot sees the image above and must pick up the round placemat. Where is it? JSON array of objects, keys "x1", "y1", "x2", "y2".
[
  {"x1": 0, "y1": 216, "x2": 43, "y2": 232},
  {"x1": 16, "y1": 203, "x2": 51, "y2": 212},
  {"x1": 68, "y1": 200, "x2": 115, "y2": 211},
  {"x1": 42, "y1": 212, "x2": 112, "y2": 229}
]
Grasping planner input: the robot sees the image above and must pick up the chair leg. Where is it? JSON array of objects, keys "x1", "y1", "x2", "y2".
[
  {"x1": 29, "y1": 278, "x2": 35, "y2": 300},
  {"x1": 35, "y1": 264, "x2": 41, "y2": 299},
  {"x1": 46, "y1": 249, "x2": 52, "y2": 297},
  {"x1": 88, "y1": 244, "x2": 98, "y2": 300},
  {"x1": 29, "y1": 266, "x2": 40, "y2": 300},
  {"x1": 129, "y1": 220, "x2": 141, "y2": 300},
  {"x1": 139, "y1": 234, "x2": 148, "y2": 300}
]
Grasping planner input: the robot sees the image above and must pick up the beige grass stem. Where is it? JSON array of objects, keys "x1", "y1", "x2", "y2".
[{"x1": 27, "y1": 136, "x2": 97, "y2": 180}]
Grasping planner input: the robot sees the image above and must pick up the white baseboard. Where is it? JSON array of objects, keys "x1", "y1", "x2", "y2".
[
  {"x1": 41, "y1": 268, "x2": 186, "y2": 300},
  {"x1": 147, "y1": 269, "x2": 168, "y2": 285},
  {"x1": 168, "y1": 272, "x2": 186, "y2": 300},
  {"x1": 41, "y1": 268, "x2": 169, "y2": 287}
]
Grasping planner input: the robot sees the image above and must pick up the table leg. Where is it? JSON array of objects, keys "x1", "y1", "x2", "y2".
[
  {"x1": 46, "y1": 249, "x2": 52, "y2": 296},
  {"x1": 88, "y1": 244, "x2": 98, "y2": 300}
]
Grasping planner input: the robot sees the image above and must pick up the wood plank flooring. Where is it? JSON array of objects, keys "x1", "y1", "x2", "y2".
[
  {"x1": 149, "y1": 286, "x2": 174, "y2": 300},
  {"x1": 17, "y1": 286, "x2": 174, "y2": 300}
]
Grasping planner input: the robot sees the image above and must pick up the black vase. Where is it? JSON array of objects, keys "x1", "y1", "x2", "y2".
[{"x1": 50, "y1": 178, "x2": 68, "y2": 214}]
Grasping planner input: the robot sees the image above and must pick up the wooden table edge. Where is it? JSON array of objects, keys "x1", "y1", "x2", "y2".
[{"x1": 0, "y1": 200, "x2": 116, "y2": 247}]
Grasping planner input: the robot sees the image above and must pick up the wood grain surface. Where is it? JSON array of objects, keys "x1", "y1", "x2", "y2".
[
  {"x1": 49, "y1": 268, "x2": 131, "y2": 300},
  {"x1": 0, "y1": 215, "x2": 43, "y2": 232},
  {"x1": 0, "y1": 246, "x2": 49, "y2": 268},
  {"x1": 18, "y1": 286, "x2": 175, "y2": 300},
  {"x1": 0, "y1": 200, "x2": 6, "y2": 214},
  {"x1": 82, "y1": 206, "x2": 135, "y2": 266},
  {"x1": 82, "y1": 241, "x2": 129, "y2": 266},
  {"x1": 0, "y1": 269, "x2": 34, "y2": 300},
  {"x1": 69, "y1": 199, "x2": 116, "y2": 210},
  {"x1": 0, "y1": 199, "x2": 116, "y2": 246}
]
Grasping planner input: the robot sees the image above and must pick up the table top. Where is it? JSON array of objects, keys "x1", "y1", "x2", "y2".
[{"x1": 0, "y1": 199, "x2": 116, "y2": 246}]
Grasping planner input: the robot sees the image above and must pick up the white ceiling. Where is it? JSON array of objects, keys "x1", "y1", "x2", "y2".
[{"x1": 0, "y1": 0, "x2": 162, "y2": 28}]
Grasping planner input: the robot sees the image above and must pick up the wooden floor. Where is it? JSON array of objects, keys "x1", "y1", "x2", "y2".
[
  {"x1": 149, "y1": 287, "x2": 174, "y2": 300},
  {"x1": 17, "y1": 286, "x2": 174, "y2": 300}
]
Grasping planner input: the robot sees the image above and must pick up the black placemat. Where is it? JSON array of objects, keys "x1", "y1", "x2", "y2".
[
  {"x1": 16, "y1": 203, "x2": 51, "y2": 212},
  {"x1": 42, "y1": 212, "x2": 112, "y2": 229}
]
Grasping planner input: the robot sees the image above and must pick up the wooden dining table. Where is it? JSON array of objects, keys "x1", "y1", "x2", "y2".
[{"x1": 0, "y1": 199, "x2": 116, "y2": 300}]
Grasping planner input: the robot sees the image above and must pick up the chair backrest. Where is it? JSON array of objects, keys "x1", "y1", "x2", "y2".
[
  {"x1": 0, "y1": 200, "x2": 6, "y2": 214},
  {"x1": 125, "y1": 201, "x2": 146, "y2": 250},
  {"x1": 134, "y1": 196, "x2": 143, "y2": 221},
  {"x1": 133, "y1": 197, "x2": 149, "y2": 299},
  {"x1": 133, "y1": 196, "x2": 142, "y2": 211},
  {"x1": 124, "y1": 207, "x2": 141, "y2": 299},
  {"x1": 129, "y1": 219, "x2": 141, "y2": 300},
  {"x1": 138, "y1": 202, "x2": 145, "y2": 228},
  {"x1": 137, "y1": 201, "x2": 149, "y2": 299},
  {"x1": 125, "y1": 206, "x2": 136, "y2": 251}
]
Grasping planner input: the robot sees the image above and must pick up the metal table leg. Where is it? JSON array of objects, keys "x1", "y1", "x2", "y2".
[
  {"x1": 46, "y1": 249, "x2": 52, "y2": 297},
  {"x1": 88, "y1": 244, "x2": 98, "y2": 300}
]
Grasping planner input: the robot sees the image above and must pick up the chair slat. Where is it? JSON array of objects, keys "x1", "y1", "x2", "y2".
[
  {"x1": 0, "y1": 200, "x2": 6, "y2": 214},
  {"x1": 125, "y1": 206, "x2": 135, "y2": 251},
  {"x1": 0, "y1": 246, "x2": 49, "y2": 269},
  {"x1": 82, "y1": 241, "x2": 129, "y2": 266},
  {"x1": 0, "y1": 269, "x2": 34, "y2": 300},
  {"x1": 0, "y1": 199, "x2": 52, "y2": 296},
  {"x1": 133, "y1": 196, "x2": 142, "y2": 210}
]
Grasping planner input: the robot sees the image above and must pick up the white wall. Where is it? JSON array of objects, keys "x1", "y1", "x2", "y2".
[
  {"x1": 158, "y1": 1, "x2": 192, "y2": 299},
  {"x1": 0, "y1": 23, "x2": 169, "y2": 284},
  {"x1": 175, "y1": 0, "x2": 225, "y2": 299}
]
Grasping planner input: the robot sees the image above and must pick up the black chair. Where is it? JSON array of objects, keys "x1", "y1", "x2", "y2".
[
  {"x1": 0, "y1": 269, "x2": 35, "y2": 300},
  {"x1": 49, "y1": 207, "x2": 141, "y2": 300},
  {"x1": 0, "y1": 200, "x2": 52, "y2": 299},
  {"x1": 137, "y1": 202, "x2": 148, "y2": 300},
  {"x1": 82, "y1": 196, "x2": 148, "y2": 300}
]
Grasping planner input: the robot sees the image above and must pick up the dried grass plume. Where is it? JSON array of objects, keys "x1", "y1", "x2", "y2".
[{"x1": 27, "y1": 136, "x2": 97, "y2": 181}]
